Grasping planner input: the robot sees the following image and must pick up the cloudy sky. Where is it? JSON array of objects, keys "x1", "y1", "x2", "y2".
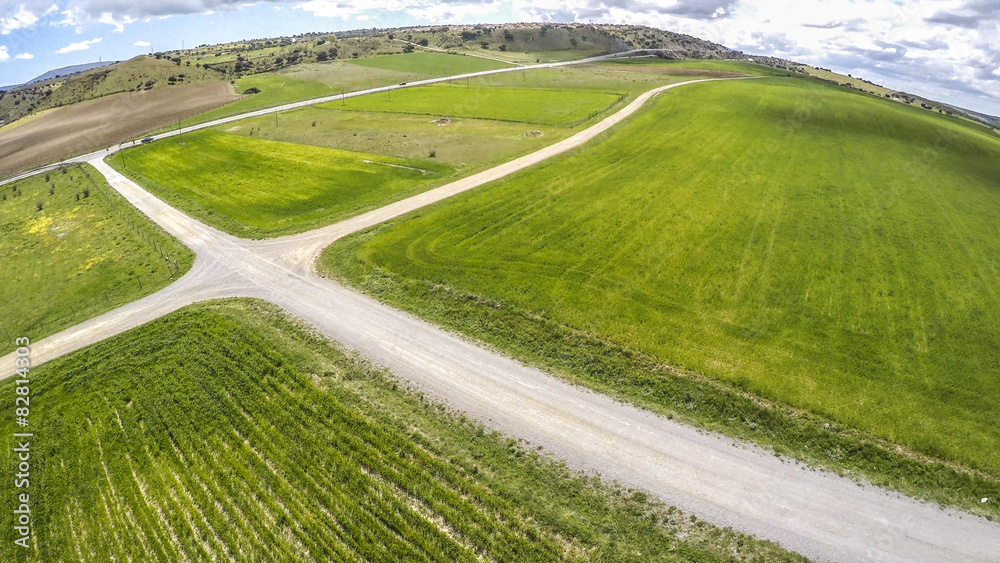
[{"x1": 1, "y1": 0, "x2": 998, "y2": 115}]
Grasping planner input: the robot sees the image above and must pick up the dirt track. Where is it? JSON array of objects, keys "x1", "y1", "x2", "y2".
[
  {"x1": 0, "y1": 82, "x2": 238, "y2": 174},
  {"x1": 1, "y1": 65, "x2": 999, "y2": 562}
]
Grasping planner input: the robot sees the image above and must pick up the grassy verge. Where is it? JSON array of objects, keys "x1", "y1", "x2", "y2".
[
  {"x1": 0, "y1": 164, "x2": 193, "y2": 354},
  {"x1": 109, "y1": 130, "x2": 451, "y2": 238},
  {"x1": 319, "y1": 77, "x2": 1000, "y2": 519},
  {"x1": 0, "y1": 299, "x2": 806, "y2": 562}
]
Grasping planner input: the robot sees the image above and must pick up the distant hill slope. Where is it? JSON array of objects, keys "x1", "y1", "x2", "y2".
[
  {"x1": 0, "y1": 56, "x2": 226, "y2": 125},
  {"x1": 0, "y1": 61, "x2": 117, "y2": 90},
  {"x1": 957, "y1": 106, "x2": 1000, "y2": 128}
]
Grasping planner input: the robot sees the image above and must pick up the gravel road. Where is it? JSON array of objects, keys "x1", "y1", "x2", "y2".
[{"x1": 2, "y1": 71, "x2": 999, "y2": 562}]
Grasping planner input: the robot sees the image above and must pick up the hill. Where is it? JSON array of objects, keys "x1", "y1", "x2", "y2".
[
  {"x1": 0, "y1": 56, "x2": 225, "y2": 126},
  {"x1": 0, "y1": 61, "x2": 116, "y2": 90}
]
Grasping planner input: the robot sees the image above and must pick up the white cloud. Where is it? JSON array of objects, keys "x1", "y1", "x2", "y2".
[
  {"x1": 1, "y1": 3, "x2": 53, "y2": 35},
  {"x1": 0, "y1": 45, "x2": 8, "y2": 61},
  {"x1": 133, "y1": 40, "x2": 150, "y2": 47},
  {"x1": 97, "y1": 12, "x2": 132, "y2": 32},
  {"x1": 56, "y1": 36, "x2": 101, "y2": 53},
  {"x1": 14, "y1": 51, "x2": 33, "y2": 59}
]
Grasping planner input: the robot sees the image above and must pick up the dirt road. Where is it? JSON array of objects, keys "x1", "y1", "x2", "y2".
[{"x1": 2, "y1": 76, "x2": 999, "y2": 562}]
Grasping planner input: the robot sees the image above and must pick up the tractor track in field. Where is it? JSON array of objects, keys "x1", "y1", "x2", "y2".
[{"x1": 2, "y1": 61, "x2": 999, "y2": 562}]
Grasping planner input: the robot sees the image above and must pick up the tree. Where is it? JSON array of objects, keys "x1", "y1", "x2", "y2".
[
  {"x1": 317, "y1": 52, "x2": 328, "y2": 61},
  {"x1": 499, "y1": 44, "x2": 507, "y2": 51},
  {"x1": 480, "y1": 41, "x2": 489, "y2": 49},
  {"x1": 418, "y1": 38, "x2": 429, "y2": 46},
  {"x1": 402, "y1": 44, "x2": 415, "y2": 53}
]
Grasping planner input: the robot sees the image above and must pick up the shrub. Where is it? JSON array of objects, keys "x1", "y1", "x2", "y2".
[
  {"x1": 429, "y1": 150, "x2": 436, "y2": 158},
  {"x1": 35, "y1": 202, "x2": 43, "y2": 211},
  {"x1": 243, "y1": 87, "x2": 261, "y2": 95}
]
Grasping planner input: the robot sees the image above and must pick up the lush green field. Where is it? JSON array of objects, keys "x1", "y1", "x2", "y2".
[
  {"x1": 329, "y1": 83, "x2": 624, "y2": 127},
  {"x1": 111, "y1": 130, "x2": 450, "y2": 238},
  {"x1": 221, "y1": 107, "x2": 565, "y2": 171},
  {"x1": 0, "y1": 300, "x2": 804, "y2": 562},
  {"x1": 0, "y1": 164, "x2": 193, "y2": 355},
  {"x1": 175, "y1": 53, "x2": 511, "y2": 130},
  {"x1": 322, "y1": 78, "x2": 1000, "y2": 513},
  {"x1": 173, "y1": 74, "x2": 336, "y2": 129},
  {"x1": 345, "y1": 51, "x2": 512, "y2": 74},
  {"x1": 466, "y1": 65, "x2": 693, "y2": 97},
  {"x1": 598, "y1": 58, "x2": 793, "y2": 77}
]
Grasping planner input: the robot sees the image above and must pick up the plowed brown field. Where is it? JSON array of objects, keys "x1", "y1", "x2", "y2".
[{"x1": 0, "y1": 81, "x2": 238, "y2": 174}]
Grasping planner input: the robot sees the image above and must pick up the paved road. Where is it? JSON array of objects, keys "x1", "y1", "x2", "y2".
[{"x1": 3, "y1": 74, "x2": 999, "y2": 562}]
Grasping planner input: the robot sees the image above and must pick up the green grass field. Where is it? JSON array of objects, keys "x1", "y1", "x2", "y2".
[
  {"x1": 321, "y1": 78, "x2": 1000, "y2": 512},
  {"x1": 111, "y1": 130, "x2": 451, "y2": 238},
  {"x1": 174, "y1": 54, "x2": 512, "y2": 131},
  {"x1": 468, "y1": 66, "x2": 697, "y2": 100},
  {"x1": 329, "y1": 83, "x2": 624, "y2": 127},
  {"x1": 220, "y1": 107, "x2": 565, "y2": 171},
  {"x1": 345, "y1": 51, "x2": 512, "y2": 74},
  {"x1": 173, "y1": 74, "x2": 336, "y2": 129},
  {"x1": 0, "y1": 164, "x2": 193, "y2": 355},
  {"x1": 0, "y1": 299, "x2": 804, "y2": 562},
  {"x1": 598, "y1": 58, "x2": 793, "y2": 77}
]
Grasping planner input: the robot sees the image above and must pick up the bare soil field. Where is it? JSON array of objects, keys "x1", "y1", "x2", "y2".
[{"x1": 0, "y1": 82, "x2": 238, "y2": 175}]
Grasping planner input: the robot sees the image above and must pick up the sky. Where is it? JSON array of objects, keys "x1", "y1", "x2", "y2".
[{"x1": 0, "y1": 0, "x2": 998, "y2": 115}]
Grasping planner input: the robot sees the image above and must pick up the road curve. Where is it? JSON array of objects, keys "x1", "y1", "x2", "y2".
[{"x1": 2, "y1": 74, "x2": 999, "y2": 562}]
